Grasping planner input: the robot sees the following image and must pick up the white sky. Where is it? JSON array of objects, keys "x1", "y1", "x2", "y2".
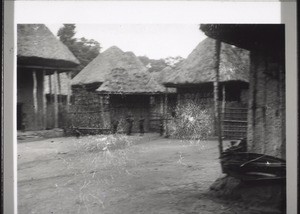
[
  {"x1": 15, "y1": 1, "x2": 281, "y2": 59},
  {"x1": 46, "y1": 24, "x2": 206, "y2": 59}
]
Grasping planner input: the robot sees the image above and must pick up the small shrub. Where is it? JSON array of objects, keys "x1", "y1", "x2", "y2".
[{"x1": 169, "y1": 100, "x2": 214, "y2": 140}]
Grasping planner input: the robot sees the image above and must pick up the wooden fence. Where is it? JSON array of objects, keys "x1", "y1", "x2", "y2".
[{"x1": 221, "y1": 107, "x2": 248, "y2": 139}]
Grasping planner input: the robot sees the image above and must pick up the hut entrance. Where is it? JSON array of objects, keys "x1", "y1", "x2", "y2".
[
  {"x1": 110, "y1": 95, "x2": 150, "y2": 133},
  {"x1": 17, "y1": 103, "x2": 24, "y2": 130}
]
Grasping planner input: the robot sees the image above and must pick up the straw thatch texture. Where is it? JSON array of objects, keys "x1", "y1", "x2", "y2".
[
  {"x1": 164, "y1": 38, "x2": 250, "y2": 86},
  {"x1": 71, "y1": 46, "x2": 147, "y2": 85},
  {"x1": 17, "y1": 24, "x2": 79, "y2": 67},
  {"x1": 151, "y1": 67, "x2": 177, "y2": 93},
  {"x1": 96, "y1": 68, "x2": 165, "y2": 94},
  {"x1": 152, "y1": 66, "x2": 174, "y2": 84}
]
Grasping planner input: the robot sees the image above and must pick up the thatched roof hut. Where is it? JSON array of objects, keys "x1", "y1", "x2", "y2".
[
  {"x1": 71, "y1": 46, "x2": 147, "y2": 86},
  {"x1": 164, "y1": 37, "x2": 250, "y2": 86},
  {"x1": 96, "y1": 68, "x2": 165, "y2": 94},
  {"x1": 17, "y1": 24, "x2": 79, "y2": 68}
]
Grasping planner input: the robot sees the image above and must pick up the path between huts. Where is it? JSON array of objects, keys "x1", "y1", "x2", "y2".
[{"x1": 18, "y1": 134, "x2": 254, "y2": 214}]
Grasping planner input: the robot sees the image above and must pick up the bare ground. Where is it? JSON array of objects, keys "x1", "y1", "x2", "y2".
[{"x1": 18, "y1": 134, "x2": 255, "y2": 214}]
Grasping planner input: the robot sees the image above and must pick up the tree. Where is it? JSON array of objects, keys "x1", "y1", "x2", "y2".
[
  {"x1": 138, "y1": 56, "x2": 168, "y2": 73},
  {"x1": 57, "y1": 24, "x2": 101, "y2": 76},
  {"x1": 57, "y1": 24, "x2": 76, "y2": 47},
  {"x1": 164, "y1": 56, "x2": 184, "y2": 68}
]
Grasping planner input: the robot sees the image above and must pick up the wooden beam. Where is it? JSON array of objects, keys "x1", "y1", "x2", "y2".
[
  {"x1": 19, "y1": 65, "x2": 78, "y2": 71},
  {"x1": 54, "y1": 71, "x2": 58, "y2": 128},
  {"x1": 214, "y1": 39, "x2": 223, "y2": 155},
  {"x1": 42, "y1": 70, "x2": 47, "y2": 129},
  {"x1": 32, "y1": 70, "x2": 38, "y2": 128}
]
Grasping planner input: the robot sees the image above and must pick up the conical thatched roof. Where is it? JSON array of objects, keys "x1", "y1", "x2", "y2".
[
  {"x1": 152, "y1": 66, "x2": 174, "y2": 85},
  {"x1": 96, "y1": 68, "x2": 165, "y2": 94},
  {"x1": 163, "y1": 37, "x2": 250, "y2": 86},
  {"x1": 71, "y1": 46, "x2": 147, "y2": 85},
  {"x1": 151, "y1": 66, "x2": 177, "y2": 93},
  {"x1": 17, "y1": 24, "x2": 79, "y2": 67}
]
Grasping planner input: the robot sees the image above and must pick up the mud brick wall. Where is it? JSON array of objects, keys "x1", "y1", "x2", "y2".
[
  {"x1": 247, "y1": 51, "x2": 285, "y2": 159},
  {"x1": 70, "y1": 86, "x2": 110, "y2": 128}
]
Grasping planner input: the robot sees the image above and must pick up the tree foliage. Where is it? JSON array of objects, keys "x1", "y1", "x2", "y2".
[
  {"x1": 138, "y1": 56, "x2": 168, "y2": 73},
  {"x1": 138, "y1": 55, "x2": 184, "y2": 73},
  {"x1": 57, "y1": 24, "x2": 101, "y2": 75},
  {"x1": 164, "y1": 56, "x2": 184, "y2": 68}
]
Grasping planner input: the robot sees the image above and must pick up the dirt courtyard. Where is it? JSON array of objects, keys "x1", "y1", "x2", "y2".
[{"x1": 18, "y1": 134, "x2": 254, "y2": 214}]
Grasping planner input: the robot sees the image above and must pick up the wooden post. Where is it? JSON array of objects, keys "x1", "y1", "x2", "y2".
[
  {"x1": 278, "y1": 59, "x2": 285, "y2": 159},
  {"x1": 221, "y1": 84, "x2": 226, "y2": 136},
  {"x1": 32, "y1": 70, "x2": 38, "y2": 129},
  {"x1": 57, "y1": 72, "x2": 62, "y2": 102},
  {"x1": 100, "y1": 95, "x2": 105, "y2": 127},
  {"x1": 48, "y1": 74, "x2": 52, "y2": 129},
  {"x1": 160, "y1": 95, "x2": 164, "y2": 115},
  {"x1": 66, "y1": 72, "x2": 71, "y2": 113},
  {"x1": 164, "y1": 88, "x2": 169, "y2": 137},
  {"x1": 42, "y1": 70, "x2": 47, "y2": 129},
  {"x1": 214, "y1": 40, "x2": 223, "y2": 156},
  {"x1": 249, "y1": 52, "x2": 257, "y2": 152},
  {"x1": 177, "y1": 93, "x2": 181, "y2": 108},
  {"x1": 221, "y1": 84, "x2": 226, "y2": 116},
  {"x1": 262, "y1": 55, "x2": 268, "y2": 154},
  {"x1": 54, "y1": 71, "x2": 58, "y2": 128}
]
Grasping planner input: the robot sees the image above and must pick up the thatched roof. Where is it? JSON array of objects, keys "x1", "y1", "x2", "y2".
[
  {"x1": 164, "y1": 37, "x2": 250, "y2": 86},
  {"x1": 71, "y1": 46, "x2": 147, "y2": 85},
  {"x1": 96, "y1": 68, "x2": 165, "y2": 94},
  {"x1": 152, "y1": 66, "x2": 174, "y2": 85},
  {"x1": 17, "y1": 24, "x2": 79, "y2": 68},
  {"x1": 151, "y1": 67, "x2": 177, "y2": 93}
]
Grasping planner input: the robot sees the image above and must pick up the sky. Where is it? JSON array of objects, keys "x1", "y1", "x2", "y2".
[
  {"x1": 14, "y1": 1, "x2": 281, "y2": 60},
  {"x1": 46, "y1": 24, "x2": 206, "y2": 59}
]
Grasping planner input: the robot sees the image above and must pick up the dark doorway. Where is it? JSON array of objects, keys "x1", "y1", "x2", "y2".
[{"x1": 17, "y1": 103, "x2": 23, "y2": 130}]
